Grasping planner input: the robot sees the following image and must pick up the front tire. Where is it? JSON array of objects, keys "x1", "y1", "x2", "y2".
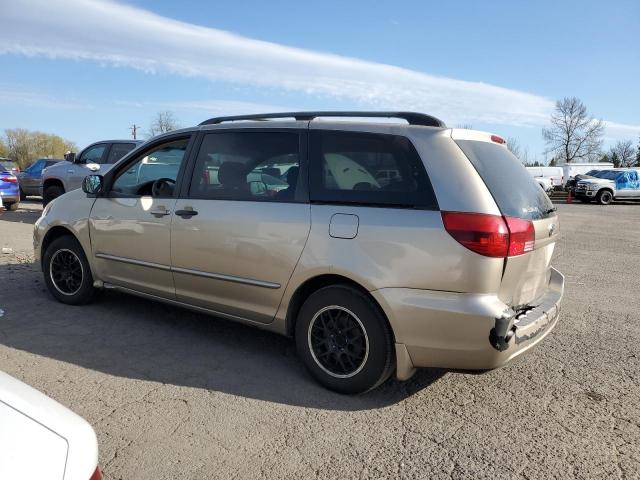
[
  {"x1": 43, "y1": 185, "x2": 64, "y2": 206},
  {"x1": 43, "y1": 235, "x2": 97, "y2": 305},
  {"x1": 295, "y1": 285, "x2": 395, "y2": 394},
  {"x1": 596, "y1": 190, "x2": 613, "y2": 205}
]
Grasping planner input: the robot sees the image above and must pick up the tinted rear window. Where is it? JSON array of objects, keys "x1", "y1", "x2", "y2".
[{"x1": 456, "y1": 140, "x2": 554, "y2": 220}]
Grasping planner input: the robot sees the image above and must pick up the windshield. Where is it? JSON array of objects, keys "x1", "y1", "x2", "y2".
[{"x1": 456, "y1": 140, "x2": 554, "y2": 220}]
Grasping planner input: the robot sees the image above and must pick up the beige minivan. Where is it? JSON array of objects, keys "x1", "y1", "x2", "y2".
[{"x1": 34, "y1": 112, "x2": 563, "y2": 393}]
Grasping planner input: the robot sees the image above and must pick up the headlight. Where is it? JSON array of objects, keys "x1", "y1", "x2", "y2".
[
  {"x1": 40, "y1": 199, "x2": 55, "y2": 218},
  {"x1": 586, "y1": 184, "x2": 599, "y2": 190}
]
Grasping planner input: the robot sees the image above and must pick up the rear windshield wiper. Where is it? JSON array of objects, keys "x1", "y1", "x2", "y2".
[{"x1": 545, "y1": 207, "x2": 557, "y2": 214}]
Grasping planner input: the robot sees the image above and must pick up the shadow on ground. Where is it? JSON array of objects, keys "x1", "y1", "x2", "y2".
[
  {"x1": 0, "y1": 261, "x2": 445, "y2": 410},
  {"x1": 0, "y1": 200, "x2": 42, "y2": 225}
]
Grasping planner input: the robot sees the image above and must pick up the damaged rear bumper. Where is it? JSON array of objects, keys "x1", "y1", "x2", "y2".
[{"x1": 371, "y1": 267, "x2": 564, "y2": 379}]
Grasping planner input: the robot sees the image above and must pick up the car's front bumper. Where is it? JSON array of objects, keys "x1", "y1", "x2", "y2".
[
  {"x1": 0, "y1": 191, "x2": 19, "y2": 204},
  {"x1": 372, "y1": 267, "x2": 564, "y2": 379}
]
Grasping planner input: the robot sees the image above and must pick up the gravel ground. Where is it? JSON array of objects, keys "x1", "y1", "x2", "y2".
[{"x1": 0, "y1": 200, "x2": 639, "y2": 479}]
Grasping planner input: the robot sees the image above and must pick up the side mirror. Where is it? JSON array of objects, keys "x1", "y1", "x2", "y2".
[
  {"x1": 65, "y1": 152, "x2": 77, "y2": 163},
  {"x1": 82, "y1": 175, "x2": 104, "y2": 196}
]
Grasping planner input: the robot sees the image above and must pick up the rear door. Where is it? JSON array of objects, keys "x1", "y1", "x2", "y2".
[
  {"x1": 171, "y1": 130, "x2": 310, "y2": 324},
  {"x1": 455, "y1": 139, "x2": 558, "y2": 307}
]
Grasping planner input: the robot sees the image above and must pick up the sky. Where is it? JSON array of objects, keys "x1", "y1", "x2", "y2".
[{"x1": 0, "y1": 0, "x2": 638, "y2": 161}]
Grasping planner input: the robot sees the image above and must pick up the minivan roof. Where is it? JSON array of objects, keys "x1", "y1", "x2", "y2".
[{"x1": 199, "y1": 111, "x2": 447, "y2": 128}]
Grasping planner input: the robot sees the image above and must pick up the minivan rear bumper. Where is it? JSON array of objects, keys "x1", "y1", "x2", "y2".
[{"x1": 372, "y1": 267, "x2": 564, "y2": 379}]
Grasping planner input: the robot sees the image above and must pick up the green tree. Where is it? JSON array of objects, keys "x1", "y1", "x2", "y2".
[{"x1": 3, "y1": 129, "x2": 76, "y2": 169}]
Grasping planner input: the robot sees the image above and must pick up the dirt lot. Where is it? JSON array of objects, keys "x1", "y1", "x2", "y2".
[{"x1": 1, "y1": 200, "x2": 639, "y2": 479}]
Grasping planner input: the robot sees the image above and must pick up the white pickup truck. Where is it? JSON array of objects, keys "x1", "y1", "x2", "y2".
[{"x1": 574, "y1": 168, "x2": 640, "y2": 205}]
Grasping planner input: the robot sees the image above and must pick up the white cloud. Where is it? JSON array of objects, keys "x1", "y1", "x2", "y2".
[
  {"x1": 0, "y1": 0, "x2": 638, "y2": 140},
  {"x1": 0, "y1": 87, "x2": 90, "y2": 109}
]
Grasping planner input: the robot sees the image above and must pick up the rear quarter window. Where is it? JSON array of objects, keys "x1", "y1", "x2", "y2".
[
  {"x1": 456, "y1": 140, "x2": 554, "y2": 220},
  {"x1": 309, "y1": 130, "x2": 437, "y2": 209}
]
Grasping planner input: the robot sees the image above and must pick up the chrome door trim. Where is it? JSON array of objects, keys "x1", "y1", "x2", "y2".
[
  {"x1": 95, "y1": 253, "x2": 280, "y2": 289},
  {"x1": 95, "y1": 252, "x2": 171, "y2": 271},
  {"x1": 171, "y1": 266, "x2": 281, "y2": 289}
]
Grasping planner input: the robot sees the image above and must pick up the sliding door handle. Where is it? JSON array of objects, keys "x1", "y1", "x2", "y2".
[
  {"x1": 175, "y1": 209, "x2": 198, "y2": 218},
  {"x1": 150, "y1": 207, "x2": 170, "y2": 217}
]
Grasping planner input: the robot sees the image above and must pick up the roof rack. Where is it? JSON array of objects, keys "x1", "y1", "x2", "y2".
[{"x1": 199, "y1": 111, "x2": 446, "y2": 128}]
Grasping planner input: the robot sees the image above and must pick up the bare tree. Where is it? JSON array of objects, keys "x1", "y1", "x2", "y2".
[
  {"x1": 506, "y1": 137, "x2": 532, "y2": 165},
  {"x1": 506, "y1": 137, "x2": 521, "y2": 159},
  {"x1": 542, "y1": 97, "x2": 604, "y2": 163},
  {"x1": 609, "y1": 140, "x2": 636, "y2": 167},
  {"x1": 455, "y1": 124, "x2": 474, "y2": 130},
  {"x1": 148, "y1": 111, "x2": 180, "y2": 137}
]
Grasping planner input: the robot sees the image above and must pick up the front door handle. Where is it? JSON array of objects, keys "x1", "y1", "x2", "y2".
[
  {"x1": 67, "y1": 169, "x2": 74, "y2": 173},
  {"x1": 175, "y1": 209, "x2": 198, "y2": 218},
  {"x1": 150, "y1": 207, "x2": 170, "y2": 217}
]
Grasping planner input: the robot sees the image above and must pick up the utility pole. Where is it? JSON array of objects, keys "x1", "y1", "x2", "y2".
[{"x1": 130, "y1": 124, "x2": 139, "y2": 140}]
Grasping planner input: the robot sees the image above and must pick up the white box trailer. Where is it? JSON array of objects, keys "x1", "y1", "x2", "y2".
[
  {"x1": 525, "y1": 166, "x2": 564, "y2": 187},
  {"x1": 562, "y1": 163, "x2": 613, "y2": 184}
]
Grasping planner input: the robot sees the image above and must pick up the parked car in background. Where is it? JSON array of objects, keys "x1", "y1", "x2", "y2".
[
  {"x1": 534, "y1": 176, "x2": 554, "y2": 193},
  {"x1": 0, "y1": 158, "x2": 20, "y2": 175},
  {"x1": 574, "y1": 168, "x2": 640, "y2": 204},
  {"x1": 564, "y1": 169, "x2": 604, "y2": 192},
  {"x1": 42, "y1": 140, "x2": 143, "y2": 205},
  {"x1": 561, "y1": 162, "x2": 613, "y2": 186},
  {"x1": 0, "y1": 166, "x2": 20, "y2": 211},
  {"x1": 35, "y1": 111, "x2": 563, "y2": 394},
  {"x1": 0, "y1": 370, "x2": 101, "y2": 480},
  {"x1": 526, "y1": 166, "x2": 564, "y2": 189},
  {"x1": 17, "y1": 158, "x2": 62, "y2": 199}
]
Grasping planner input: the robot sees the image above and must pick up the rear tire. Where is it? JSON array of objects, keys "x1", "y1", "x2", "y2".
[
  {"x1": 5, "y1": 202, "x2": 18, "y2": 211},
  {"x1": 43, "y1": 235, "x2": 97, "y2": 305},
  {"x1": 596, "y1": 190, "x2": 613, "y2": 205},
  {"x1": 295, "y1": 285, "x2": 395, "y2": 394},
  {"x1": 43, "y1": 185, "x2": 64, "y2": 206}
]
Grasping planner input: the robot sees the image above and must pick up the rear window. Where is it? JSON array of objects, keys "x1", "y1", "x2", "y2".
[
  {"x1": 0, "y1": 160, "x2": 18, "y2": 171},
  {"x1": 456, "y1": 140, "x2": 554, "y2": 220}
]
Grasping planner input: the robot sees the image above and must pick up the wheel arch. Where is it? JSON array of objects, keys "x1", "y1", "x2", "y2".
[
  {"x1": 43, "y1": 177, "x2": 65, "y2": 192},
  {"x1": 41, "y1": 225, "x2": 80, "y2": 269},
  {"x1": 284, "y1": 274, "x2": 394, "y2": 341}
]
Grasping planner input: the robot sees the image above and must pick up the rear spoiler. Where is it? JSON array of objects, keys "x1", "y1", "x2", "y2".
[{"x1": 450, "y1": 129, "x2": 508, "y2": 146}]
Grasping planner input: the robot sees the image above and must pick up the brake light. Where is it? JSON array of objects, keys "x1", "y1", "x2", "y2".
[
  {"x1": 89, "y1": 466, "x2": 102, "y2": 480},
  {"x1": 441, "y1": 212, "x2": 535, "y2": 258},
  {"x1": 490, "y1": 135, "x2": 505, "y2": 144},
  {"x1": 504, "y1": 216, "x2": 535, "y2": 255},
  {"x1": 0, "y1": 175, "x2": 17, "y2": 183}
]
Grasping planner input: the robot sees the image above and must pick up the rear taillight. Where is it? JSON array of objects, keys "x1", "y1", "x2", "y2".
[
  {"x1": 491, "y1": 135, "x2": 506, "y2": 144},
  {"x1": 0, "y1": 175, "x2": 17, "y2": 183},
  {"x1": 90, "y1": 466, "x2": 102, "y2": 480},
  {"x1": 504, "y1": 216, "x2": 535, "y2": 256},
  {"x1": 442, "y1": 212, "x2": 535, "y2": 258}
]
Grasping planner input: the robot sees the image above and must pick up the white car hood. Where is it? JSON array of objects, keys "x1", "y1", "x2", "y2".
[
  {"x1": 579, "y1": 178, "x2": 614, "y2": 185},
  {"x1": 0, "y1": 371, "x2": 98, "y2": 480}
]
